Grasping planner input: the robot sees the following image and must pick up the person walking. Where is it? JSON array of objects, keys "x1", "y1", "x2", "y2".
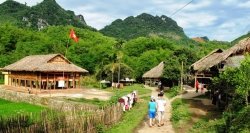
[
  {"x1": 156, "y1": 93, "x2": 166, "y2": 126},
  {"x1": 148, "y1": 96, "x2": 157, "y2": 127}
]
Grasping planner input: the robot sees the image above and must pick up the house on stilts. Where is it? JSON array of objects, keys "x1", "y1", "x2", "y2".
[
  {"x1": 1, "y1": 54, "x2": 88, "y2": 90},
  {"x1": 190, "y1": 37, "x2": 250, "y2": 88}
]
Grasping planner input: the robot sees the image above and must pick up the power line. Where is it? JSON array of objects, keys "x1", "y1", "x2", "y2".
[{"x1": 170, "y1": 0, "x2": 194, "y2": 17}]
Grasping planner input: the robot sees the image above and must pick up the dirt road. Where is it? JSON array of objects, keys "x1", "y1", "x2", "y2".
[{"x1": 136, "y1": 85, "x2": 204, "y2": 133}]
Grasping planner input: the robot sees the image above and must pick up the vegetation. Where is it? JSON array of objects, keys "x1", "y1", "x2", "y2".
[
  {"x1": 106, "y1": 96, "x2": 150, "y2": 133},
  {"x1": 165, "y1": 86, "x2": 183, "y2": 98},
  {"x1": 106, "y1": 84, "x2": 151, "y2": 97},
  {"x1": 67, "y1": 84, "x2": 151, "y2": 109},
  {"x1": 190, "y1": 118, "x2": 226, "y2": 133},
  {"x1": 171, "y1": 98, "x2": 191, "y2": 128},
  {"x1": 192, "y1": 55, "x2": 250, "y2": 132},
  {"x1": 100, "y1": 13, "x2": 187, "y2": 40},
  {"x1": 0, "y1": 0, "x2": 91, "y2": 30},
  {"x1": 0, "y1": 98, "x2": 45, "y2": 118}
]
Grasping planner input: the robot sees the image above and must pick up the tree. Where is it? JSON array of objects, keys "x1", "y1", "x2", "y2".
[{"x1": 236, "y1": 54, "x2": 250, "y2": 106}]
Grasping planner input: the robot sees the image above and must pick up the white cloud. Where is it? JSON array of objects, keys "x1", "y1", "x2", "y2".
[
  {"x1": 238, "y1": 1, "x2": 250, "y2": 8},
  {"x1": 184, "y1": 1, "x2": 212, "y2": 11},
  {"x1": 11, "y1": 0, "x2": 42, "y2": 6},
  {"x1": 173, "y1": 12, "x2": 218, "y2": 29},
  {"x1": 221, "y1": 0, "x2": 238, "y2": 5}
]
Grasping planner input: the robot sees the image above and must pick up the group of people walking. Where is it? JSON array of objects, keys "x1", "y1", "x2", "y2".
[{"x1": 148, "y1": 91, "x2": 167, "y2": 127}]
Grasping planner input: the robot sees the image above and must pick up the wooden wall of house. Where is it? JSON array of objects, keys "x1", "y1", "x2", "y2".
[{"x1": 7, "y1": 71, "x2": 82, "y2": 89}]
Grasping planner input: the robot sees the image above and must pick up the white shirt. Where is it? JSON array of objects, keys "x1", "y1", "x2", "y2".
[{"x1": 156, "y1": 98, "x2": 166, "y2": 112}]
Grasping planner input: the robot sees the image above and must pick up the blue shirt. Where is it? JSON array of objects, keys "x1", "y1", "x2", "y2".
[{"x1": 148, "y1": 101, "x2": 156, "y2": 112}]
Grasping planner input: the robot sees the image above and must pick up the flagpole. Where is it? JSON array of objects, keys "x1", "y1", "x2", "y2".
[{"x1": 65, "y1": 38, "x2": 70, "y2": 58}]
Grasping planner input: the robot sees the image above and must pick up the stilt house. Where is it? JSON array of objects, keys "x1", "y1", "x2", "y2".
[{"x1": 1, "y1": 54, "x2": 88, "y2": 90}]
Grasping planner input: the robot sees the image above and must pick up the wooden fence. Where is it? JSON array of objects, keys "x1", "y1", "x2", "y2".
[{"x1": 0, "y1": 104, "x2": 123, "y2": 133}]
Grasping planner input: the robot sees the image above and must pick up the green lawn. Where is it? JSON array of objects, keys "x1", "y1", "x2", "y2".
[
  {"x1": 0, "y1": 98, "x2": 45, "y2": 118},
  {"x1": 106, "y1": 84, "x2": 151, "y2": 97}
]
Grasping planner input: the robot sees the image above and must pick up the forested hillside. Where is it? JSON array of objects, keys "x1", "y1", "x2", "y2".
[
  {"x1": 0, "y1": 0, "x2": 92, "y2": 30},
  {"x1": 0, "y1": 23, "x2": 230, "y2": 84},
  {"x1": 100, "y1": 13, "x2": 187, "y2": 40},
  {"x1": 0, "y1": 0, "x2": 232, "y2": 84}
]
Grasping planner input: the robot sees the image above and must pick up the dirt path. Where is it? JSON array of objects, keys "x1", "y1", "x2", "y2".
[
  {"x1": 136, "y1": 85, "x2": 204, "y2": 133},
  {"x1": 136, "y1": 86, "x2": 174, "y2": 133}
]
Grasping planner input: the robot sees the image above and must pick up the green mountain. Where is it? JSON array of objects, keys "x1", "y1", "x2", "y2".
[
  {"x1": 100, "y1": 13, "x2": 187, "y2": 40},
  {"x1": 231, "y1": 31, "x2": 250, "y2": 44},
  {"x1": 0, "y1": 0, "x2": 91, "y2": 30}
]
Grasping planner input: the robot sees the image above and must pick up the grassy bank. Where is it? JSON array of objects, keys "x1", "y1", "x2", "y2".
[
  {"x1": 105, "y1": 96, "x2": 150, "y2": 133},
  {"x1": 171, "y1": 98, "x2": 191, "y2": 128}
]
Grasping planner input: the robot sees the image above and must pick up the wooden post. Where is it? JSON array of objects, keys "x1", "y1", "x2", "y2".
[
  {"x1": 66, "y1": 74, "x2": 69, "y2": 89},
  {"x1": 194, "y1": 74, "x2": 197, "y2": 89},
  {"x1": 36, "y1": 73, "x2": 38, "y2": 89},
  {"x1": 54, "y1": 74, "x2": 56, "y2": 89},
  {"x1": 18, "y1": 79, "x2": 21, "y2": 87},
  {"x1": 46, "y1": 73, "x2": 48, "y2": 90},
  {"x1": 73, "y1": 73, "x2": 75, "y2": 88},
  {"x1": 25, "y1": 80, "x2": 27, "y2": 88},
  {"x1": 79, "y1": 75, "x2": 82, "y2": 89},
  {"x1": 40, "y1": 73, "x2": 42, "y2": 90},
  {"x1": 30, "y1": 80, "x2": 32, "y2": 89}
]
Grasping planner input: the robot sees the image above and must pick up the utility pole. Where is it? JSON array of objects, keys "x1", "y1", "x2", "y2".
[
  {"x1": 181, "y1": 61, "x2": 184, "y2": 90},
  {"x1": 118, "y1": 61, "x2": 121, "y2": 84}
]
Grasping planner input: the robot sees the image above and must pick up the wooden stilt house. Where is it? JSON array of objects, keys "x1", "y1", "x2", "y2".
[
  {"x1": 190, "y1": 37, "x2": 250, "y2": 88},
  {"x1": 1, "y1": 54, "x2": 88, "y2": 90}
]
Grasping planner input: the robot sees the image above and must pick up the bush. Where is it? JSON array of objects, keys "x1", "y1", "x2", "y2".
[
  {"x1": 229, "y1": 106, "x2": 250, "y2": 132},
  {"x1": 81, "y1": 76, "x2": 100, "y2": 88},
  {"x1": 190, "y1": 118, "x2": 226, "y2": 133},
  {"x1": 165, "y1": 86, "x2": 182, "y2": 98}
]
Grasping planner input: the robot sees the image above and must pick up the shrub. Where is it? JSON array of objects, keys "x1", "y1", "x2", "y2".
[{"x1": 165, "y1": 86, "x2": 182, "y2": 98}]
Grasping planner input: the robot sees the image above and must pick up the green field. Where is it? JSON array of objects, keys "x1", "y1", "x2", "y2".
[
  {"x1": 0, "y1": 98, "x2": 45, "y2": 118},
  {"x1": 106, "y1": 84, "x2": 151, "y2": 97}
]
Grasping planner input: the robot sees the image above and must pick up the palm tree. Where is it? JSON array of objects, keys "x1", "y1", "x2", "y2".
[{"x1": 113, "y1": 39, "x2": 125, "y2": 84}]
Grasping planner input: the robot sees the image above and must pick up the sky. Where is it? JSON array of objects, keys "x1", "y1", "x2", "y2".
[{"x1": 1, "y1": 0, "x2": 250, "y2": 41}]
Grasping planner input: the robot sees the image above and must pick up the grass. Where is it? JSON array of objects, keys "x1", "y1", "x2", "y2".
[
  {"x1": 106, "y1": 84, "x2": 151, "y2": 97},
  {"x1": 189, "y1": 118, "x2": 225, "y2": 133},
  {"x1": 171, "y1": 98, "x2": 191, "y2": 128},
  {"x1": 0, "y1": 98, "x2": 45, "y2": 118},
  {"x1": 165, "y1": 86, "x2": 184, "y2": 99},
  {"x1": 105, "y1": 96, "x2": 150, "y2": 133},
  {"x1": 67, "y1": 98, "x2": 108, "y2": 107}
]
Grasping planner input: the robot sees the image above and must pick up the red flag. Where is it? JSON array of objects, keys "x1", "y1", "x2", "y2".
[{"x1": 69, "y1": 29, "x2": 79, "y2": 42}]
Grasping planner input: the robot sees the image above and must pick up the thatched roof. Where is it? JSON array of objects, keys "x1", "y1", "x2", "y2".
[
  {"x1": 191, "y1": 37, "x2": 250, "y2": 72},
  {"x1": 224, "y1": 55, "x2": 245, "y2": 69},
  {"x1": 142, "y1": 61, "x2": 164, "y2": 78},
  {"x1": 191, "y1": 49, "x2": 223, "y2": 71},
  {"x1": 2, "y1": 54, "x2": 88, "y2": 73}
]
